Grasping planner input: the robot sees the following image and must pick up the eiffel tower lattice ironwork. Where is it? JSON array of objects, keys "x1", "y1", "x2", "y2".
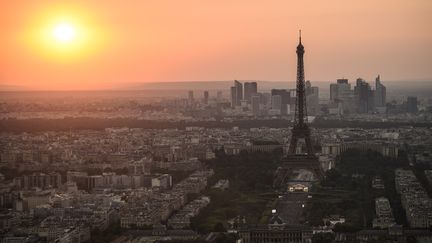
[
  {"x1": 273, "y1": 31, "x2": 323, "y2": 188},
  {"x1": 288, "y1": 30, "x2": 314, "y2": 157}
]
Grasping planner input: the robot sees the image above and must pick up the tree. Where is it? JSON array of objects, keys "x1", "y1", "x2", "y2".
[
  {"x1": 312, "y1": 232, "x2": 335, "y2": 243},
  {"x1": 333, "y1": 223, "x2": 361, "y2": 233},
  {"x1": 213, "y1": 222, "x2": 226, "y2": 232},
  {"x1": 215, "y1": 233, "x2": 237, "y2": 243}
]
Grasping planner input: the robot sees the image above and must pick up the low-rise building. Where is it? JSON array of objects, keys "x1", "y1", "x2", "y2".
[{"x1": 372, "y1": 197, "x2": 395, "y2": 228}]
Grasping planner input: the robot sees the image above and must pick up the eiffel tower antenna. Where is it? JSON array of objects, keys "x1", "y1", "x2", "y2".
[{"x1": 299, "y1": 29, "x2": 301, "y2": 43}]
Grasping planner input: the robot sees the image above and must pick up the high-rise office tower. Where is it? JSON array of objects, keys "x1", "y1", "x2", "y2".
[
  {"x1": 305, "y1": 80, "x2": 319, "y2": 115},
  {"x1": 407, "y1": 96, "x2": 418, "y2": 113},
  {"x1": 375, "y1": 75, "x2": 386, "y2": 108},
  {"x1": 244, "y1": 82, "x2": 258, "y2": 103},
  {"x1": 330, "y1": 79, "x2": 349, "y2": 102},
  {"x1": 235, "y1": 80, "x2": 243, "y2": 106},
  {"x1": 271, "y1": 95, "x2": 282, "y2": 111},
  {"x1": 271, "y1": 89, "x2": 290, "y2": 114},
  {"x1": 230, "y1": 80, "x2": 243, "y2": 107},
  {"x1": 188, "y1": 91, "x2": 194, "y2": 104},
  {"x1": 203, "y1": 91, "x2": 209, "y2": 105},
  {"x1": 271, "y1": 89, "x2": 290, "y2": 104},
  {"x1": 216, "y1": 91, "x2": 223, "y2": 101},
  {"x1": 230, "y1": 86, "x2": 237, "y2": 108},
  {"x1": 261, "y1": 93, "x2": 272, "y2": 109},
  {"x1": 329, "y1": 78, "x2": 356, "y2": 114},
  {"x1": 355, "y1": 78, "x2": 374, "y2": 113},
  {"x1": 251, "y1": 95, "x2": 260, "y2": 116}
]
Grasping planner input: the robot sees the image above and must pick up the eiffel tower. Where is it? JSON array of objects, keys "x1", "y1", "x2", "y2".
[{"x1": 274, "y1": 31, "x2": 323, "y2": 188}]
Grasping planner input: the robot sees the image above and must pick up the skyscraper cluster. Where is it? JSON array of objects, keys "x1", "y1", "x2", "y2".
[
  {"x1": 406, "y1": 96, "x2": 418, "y2": 113},
  {"x1": 230, "y1": 80, "x2": 243, "y2": 107},
  {"x1": 329, "y1": 75, "x2": 387, "y2": 115},
  {"x1": 375, "y1": 75, "x2": 386, "y2": 108},
  {"x1": 229, "y1": 80, "x2": 319, "y2": 116},
  {"x1": 270, "y1": 89, "x2": 290, "y2": 115},
  {"x1": 187, "y1": 90, "x2": 216, "y2": 106},
  {"x1": 188, "y1": 90, "x2": 194, "y2": 105},
  {"x1": 230, "y1": 80, "x2": 259, "y2": 108}
]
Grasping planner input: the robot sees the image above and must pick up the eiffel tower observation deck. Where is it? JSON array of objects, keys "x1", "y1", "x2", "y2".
[{"x1": 274, "y1": 31, "x2": 323, "y2": 188}]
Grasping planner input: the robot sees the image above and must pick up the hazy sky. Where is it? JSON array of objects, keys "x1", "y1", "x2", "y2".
[{"x1": 1, "y1": 0, "x2": 432, "y2": 90}]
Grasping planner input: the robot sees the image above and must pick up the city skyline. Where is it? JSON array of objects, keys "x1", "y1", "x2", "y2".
[
  {"x1": 1, "y1": 41, "x2": 431, "y2": 243},
  {"x1": 1, "y1": 0, "x2": 432, "y2": 90}
]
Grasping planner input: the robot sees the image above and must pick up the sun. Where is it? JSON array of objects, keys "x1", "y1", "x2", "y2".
[
  {"x1": 52, "y1": 23, "x2": 76, "y2": 43},
  {"x1": 25, "y1": 6, "x2": 109, "y2": 61}
]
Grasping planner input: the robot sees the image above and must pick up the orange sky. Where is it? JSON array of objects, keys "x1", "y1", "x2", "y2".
[{"x1": 1, "y1": 0, "x2": 432, "y2": 90}]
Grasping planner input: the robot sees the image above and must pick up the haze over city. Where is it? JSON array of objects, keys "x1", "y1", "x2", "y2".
[{"x1": 1, "y1": 0, "x2": 432, "y2": 90}]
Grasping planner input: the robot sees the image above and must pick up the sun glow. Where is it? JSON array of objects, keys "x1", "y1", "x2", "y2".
[
  {"x1": 52, "y1": 23, "x2": 76, "y2": 43},
  {"x1": 24, "y1": 6, "x2": 108, "y2": 61}
]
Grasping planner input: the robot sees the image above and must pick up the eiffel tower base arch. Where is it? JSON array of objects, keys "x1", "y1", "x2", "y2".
[{"x1": 273, "y1": 154, "x2": 324, "y2": 188}]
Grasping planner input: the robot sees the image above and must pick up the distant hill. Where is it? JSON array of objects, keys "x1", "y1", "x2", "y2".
[
  {"x1": 1, "y1": 80, "x2": 431, "y2": 99},
  {"x1": 123, "y1": 80, "x2": 299, "y2": 91}
]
